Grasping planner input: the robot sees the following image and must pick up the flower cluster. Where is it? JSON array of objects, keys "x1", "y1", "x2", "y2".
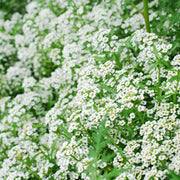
[{"x1": 0, "y1": 0, "x2": 180, "y2": 179}]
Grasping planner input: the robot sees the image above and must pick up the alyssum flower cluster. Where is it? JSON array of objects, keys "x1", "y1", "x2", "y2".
[{"x1": 0, "y1": 0, "x2": 180, "y2": 179}]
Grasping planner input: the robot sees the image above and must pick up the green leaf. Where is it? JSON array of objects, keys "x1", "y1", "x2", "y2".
[
  {"x1": 178, "y1": 70, "x2": 180, "y2": 80},
  {"x1": 93, "y1": 103, "x2": 99, "y2": 112},
  {"x1": 60, "y1": 126, "x2": 73, "y2": 139},
  {"x1": 168, "y1": 76, "x2": 177, "y2": 82},
  {"x1": 37, "y1": 127, "x2": 48, "y2": 140},
  {"x1": 26, "y1": 165, "x2": 41, "y2": 180},
  {"x1": 147, "y1": 62, "x2": 158, "y2": 73},
  {"x1": 0, "y1": 137, "x2": 3, "y2": 148},
  {"x1": 153, "y1": 45, "x2": 160, "y2": 61},
  {"x1": 125, "y1": 35, "x2": 133, "y2": 45},
  {"x1": 169, "y1": 41, "x2": 179, "y2": 54},
  {"x1": 41, "y1": 144, "x2": 50, "y2": 152},
  {"x1": 26, "y1": 156, "x2": 32, "y2": 167},
  {"x1": 100, "y1": 83, "x2": 116, "y2": 93},
  {"x1": 31, "y1": 152, "x2": 41, "y2": 163},
  {"x1": 32, "y1": 123, "x2": 45, "y2": 128},
  {"x1": 154, "y1": 93, "x2": 174, "y2": 100},
  {"x1": 97, "y1": 0, "x2": 102, "y2": 5},
  {"x1": 168, "y1": 170, "x2": 180, "y2": 180},
  {"x1": 101, "y1": 151, "x2": 115, "y2": 162},
  {"x1": 99, "y1": 168, "x2": 120, "y2": 180},
  {"x1": 138, "y1": 83, "x2": 146, "y2": 89},
  {"x1": 51, "y1": 138, "x2": 58, "y2": 159},
  {"x1": 102, "y1": 166, "x2": 132, "y2": 180}
]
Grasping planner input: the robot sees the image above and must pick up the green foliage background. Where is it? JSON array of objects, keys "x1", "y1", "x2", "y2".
[{"x1": 0, "y1": 0, "x2": 28, "y2": 19}]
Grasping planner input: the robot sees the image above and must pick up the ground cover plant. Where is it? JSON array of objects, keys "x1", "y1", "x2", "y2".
[{"x1": 0, "y1": 0, "x2": 180, "y2": 179}]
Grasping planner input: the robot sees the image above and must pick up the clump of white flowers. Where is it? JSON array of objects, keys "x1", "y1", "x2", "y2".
[{"x1": 0, "y1": 0, "x2": 180, "y2": 179}]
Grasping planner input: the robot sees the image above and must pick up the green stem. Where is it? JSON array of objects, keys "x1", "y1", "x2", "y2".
[
  {"x1": 77, "y1": 118, "x2": 94, "y2": 145},
  {"x1": 158, "y1": 64, "x2": 162, "y2": 102},
  {"x1": 173, "y1": 70, "x2": 180, "y2": 104},
  {"x1": 94, "y1": 155, "x2": 98, "y2": 180},
  {"x1": 107, "y1": 133, "x2": 125, "y2": 158},
  {"x1": 26, "y1": 165, "x2": 41, "y2": 180},
  {"x1": 143, "y1": 0, "x2": 151, "y2": 32},
  {"x1": 131, "y1": 2, "x2": 144, "y2": 17},
  {"x1": 134, "y1": 107, "x2": 144, "y2": 124}
]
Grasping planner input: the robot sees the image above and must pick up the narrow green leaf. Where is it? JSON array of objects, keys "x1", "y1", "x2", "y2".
[
  {"x1": 26, "y1": 156, "x2": 32, "y2": 166},
  {"x1": 0, "y1": 137, "x2": 3, "y2": 148},
  {"x1": 31, "y1": 152, "x2": 41, "y2": 162},
  {"x1": 100, "y1": 83, "x2": 116, "y2": 93},
  {"x1": 153, "y1": 45, "x2": 160, "y2": 61},
  {"x1": 41, "y1": 144, "x2": 50, "y2": 151},
  {"x1": 147, "y1": 62, "x2": 158, "y2": 72},
  {"x1": 61, "y1": 126, "x2": 73, "y2": 139},
  {"x1": 168, "y1": 76, "x2": 177, "y2": 82},
  {"x1": 93, "y1": 103, "x2": 99, "y2": 112},
  {"x1": 51, "y1": 138, "x2": 58, "y2": 159},
  {"x1": 155, "y1": 93, "x2": 174, "y2": 100},
  {"x1": 33, "y1": 123, "x2": 44, "y2": 128}
]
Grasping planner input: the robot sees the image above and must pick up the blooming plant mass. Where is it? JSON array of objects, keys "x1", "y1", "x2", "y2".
[{"x1": 0, "y1": 0, "x2": 180, "y2": 179}]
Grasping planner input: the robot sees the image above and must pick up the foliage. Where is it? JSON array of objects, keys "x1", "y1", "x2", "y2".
[
  {"x1": 0, "y1": 0, "x2": 29, "y2": 19},
  {"x1": 0, "y1": 0, "x2": 180, "y2": 180}
]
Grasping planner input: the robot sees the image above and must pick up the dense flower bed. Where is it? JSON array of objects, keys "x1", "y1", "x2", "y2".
[{"x1": 0, "y1": 0, "x2": 180, "y2": 179}]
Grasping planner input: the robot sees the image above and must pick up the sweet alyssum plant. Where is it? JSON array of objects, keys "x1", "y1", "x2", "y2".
[{"x1": 0, "y1": 0, "x2": 180, "y2": 179}]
